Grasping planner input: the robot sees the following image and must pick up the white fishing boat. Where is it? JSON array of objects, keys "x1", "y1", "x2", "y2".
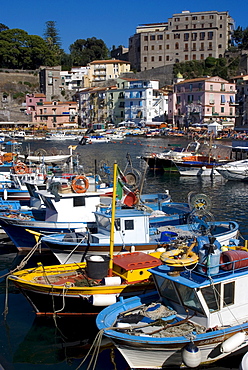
[
  {"x1": 216, "y1": 159, "x2": 248, "y2": 181},
  {"x1": 97, "y1": 236, "x2": 248, "y2": 369},
  {"x1": 22, "y1": 154, "x2": 71, "y2": 164}
]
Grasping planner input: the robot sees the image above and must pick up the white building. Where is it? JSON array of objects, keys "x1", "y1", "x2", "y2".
[{"x1": 60, "y1": 66, "x2": 90, "y2": 91}]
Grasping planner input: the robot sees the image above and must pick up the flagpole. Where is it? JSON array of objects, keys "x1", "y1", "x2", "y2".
[{"x1": 109, "y1": 162, "x2": 117, "y2": 276}]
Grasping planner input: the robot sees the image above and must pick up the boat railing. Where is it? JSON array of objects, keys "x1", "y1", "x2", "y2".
[{"x1": 191, "y1": 250, "x2": 248, "y2": 278}]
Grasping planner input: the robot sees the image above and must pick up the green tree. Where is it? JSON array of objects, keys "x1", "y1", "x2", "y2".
[
  {"x1": 70, "y1": 37, "x2": 109, "y2": 66},
  {"x1": 43, "y1": 21, "x2": 61, "y2": 47},
  {"x1": 0, "y1": 28, "x2": 59, "y2": 69},
  {"x1": 0, "y1": 23, "x2": 9, "y2": 32}
]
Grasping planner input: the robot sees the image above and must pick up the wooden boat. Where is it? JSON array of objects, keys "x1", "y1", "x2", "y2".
[
  {"x1": 42, "y1": 204, "x2": 239, "y2": 264},
  {"x1": 96, "y1": 237, "x2": 248, "y2": 369},
  {"x1": 8, "y1": 251, "x2": 162, "y2": 315},
  {"x1": 172, "y1": 154, "x2": 229, "y2": 177},
  {"x1": 142, "y1": 141, "x2": 200, "y2": 172}
]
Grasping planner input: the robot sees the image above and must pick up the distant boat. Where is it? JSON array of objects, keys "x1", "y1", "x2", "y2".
[
  {"x1": 216, "y1": 159, "x2": 248, "y2": 181},
  {"x1": 20, "y1": 154, "x2": 71, "y2": 164}
]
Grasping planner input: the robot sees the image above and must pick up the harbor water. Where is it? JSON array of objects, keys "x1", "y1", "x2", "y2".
[{"x1": 0, "y1": 135, "x2": 246, "y2": 369}]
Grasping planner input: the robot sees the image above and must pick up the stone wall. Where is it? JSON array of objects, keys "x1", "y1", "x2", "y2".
[{"x1": 0, "y1": 70, "x2": 39, "y2": 122}]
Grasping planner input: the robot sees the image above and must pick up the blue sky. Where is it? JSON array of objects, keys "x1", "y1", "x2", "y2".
[{"x1": 2, "y1": 0, "x2": 248, "y2": 53}]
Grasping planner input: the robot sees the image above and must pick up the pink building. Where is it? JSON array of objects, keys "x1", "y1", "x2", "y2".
[
  {"x1": 31, "y1": 100, "x2": 78, "y2": 129},
  {"x1": 26, "y1": 93, "x2": 46, "y2": 115},
  {"x1": 168, "y1": 76, "x2": 236, "y2": 128}
]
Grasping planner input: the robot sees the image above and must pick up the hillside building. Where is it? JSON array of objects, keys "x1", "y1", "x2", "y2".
[{"x1": 129, "y1": 10, "x2": 234, "y2": 71}]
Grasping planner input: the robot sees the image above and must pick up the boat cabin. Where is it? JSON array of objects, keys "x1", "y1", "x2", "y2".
[
  {"x1": 151, "y1": 248, "x2": 248, "y2": 330},
  {"x1": 34, "y1": 187, "x2": 105, "y2": 223},
  {"x1": 91, "y1": 209, "x2": 151, "y2": 244}
]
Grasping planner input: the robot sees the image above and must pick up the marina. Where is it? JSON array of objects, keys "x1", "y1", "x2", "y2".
[{"x1": 0, "y1": 135, "x2": 248, "y2": 369}]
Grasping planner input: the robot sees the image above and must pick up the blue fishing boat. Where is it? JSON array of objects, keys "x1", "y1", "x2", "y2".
[
  {"x1": 42, "y1": 203, "x2": 239, "y2": 264},
  {"x1": 96, "y1": 236, "x2": 248, "y2": 369}
]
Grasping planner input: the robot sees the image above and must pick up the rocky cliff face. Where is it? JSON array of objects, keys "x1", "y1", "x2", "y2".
[{"x1": 0, "y1": 70, "x2": 39, "y2": 122}]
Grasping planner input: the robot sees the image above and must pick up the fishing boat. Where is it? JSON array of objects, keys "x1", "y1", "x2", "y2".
[
  {"x1": 172, "y1": 154, "x2": 229, "y2": 177},
  {"x1": 142, "y1": 141, "x2": 201, "y2": 172},
  {"x1": 216, "y1": 159, "x2": 248, "y2": 181},
  {"x1": 0, "y1": 175, "x2": 113, "y2": 251},
  {"x1": 42, "y1": 204, "x2": 239, "y2": 265},
  {"x1": 8, "y1": 251, "x2": 163, "y2": 315},
  {"x1": 96, "y1": 236, "x2": 248, "y2": 369}
]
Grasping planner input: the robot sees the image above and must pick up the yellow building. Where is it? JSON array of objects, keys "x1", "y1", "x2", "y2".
[{"x1": 88, "y1": 59, "x2": 131, "y2": 86}]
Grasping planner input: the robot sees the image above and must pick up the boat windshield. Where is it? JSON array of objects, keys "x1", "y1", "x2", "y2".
[{"x1": 154, "y1": 275, "x2": 204, "y2": 314}]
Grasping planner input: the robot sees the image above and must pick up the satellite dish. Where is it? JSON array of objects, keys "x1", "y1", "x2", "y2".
[
  {"x1": 187, "y1": 209, "x2": 215, "y2": 235},
  {"x1": 188, "y1": 193, "x2": 211, "y2": 212}
]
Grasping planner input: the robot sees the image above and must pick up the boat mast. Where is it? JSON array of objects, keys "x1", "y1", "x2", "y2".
[{"x1": 109, "y1": 162, "x2": 117, "y2": 276}]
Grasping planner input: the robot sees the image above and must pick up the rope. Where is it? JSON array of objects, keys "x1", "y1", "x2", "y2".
[
  {"x1": 76, "y1": 329, "x2": 105, "y2": 370},
  {"x1": 2, "y1": 239, "x2": 43, "y2": 319},
  {"x1": 63, "y1": 237, "x2": 86, "y2": 264}
]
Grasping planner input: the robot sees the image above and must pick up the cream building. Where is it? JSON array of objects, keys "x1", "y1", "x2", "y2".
[{"x1": 88, "y1": 59, "x2": 131, "y2": 85}]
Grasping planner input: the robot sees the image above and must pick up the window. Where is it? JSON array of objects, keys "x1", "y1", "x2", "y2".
[
  {"x1": 175, "y1": 283, "x2": 204, "y2": 314},
  {"x1": 221, "y1": 107, "x2": 224, "y2": 113},
  {"x1": 200, "y1": 54, "x2": 204, "y2": 59},
  {"x1": 159, "y1": 45, "x2": 162, "y2": 50},
  {"x1": 184, "y1": 33, "x2": 189, "y2": 41},
  {"x1": 230, "y1": 96, "x2": 235, "y2": 103},
  {"x1": 220, "y1": 24, "x2": 222, "y2": 28},
  {"x1": 175, "y1": 43, "x2": 179, "y2": 50},
  {"x1": 157, "y1": 35, "x2": 163, "y2": 40},
  {"x1": 200, "y1": 43, "x2": 204, "y2": 51},
  {"x1": 159, "y1": 56, "x2": 162, "y2": 61},
  {"x1": 151, "y1": 45, "x2": 154, "y2": 50},
  {"x1": 151, "y1": 56, "x2": 154, "y2": 61},
  {"x1": 150, "y1": 35, "x2": 155, "y2": 40},
  {"x1": 202, "y1": 284, "x2": 220, "y2": 311},
  {"x1": 230, "y1": 107, "x2": 233, "y2": 115},
  {"x1": 189, "y1": 84, "x2": 193, "y2": 91},
  {"x1": 154, "y1": 276, "x2": 181, "y2": 304},
  {"x1": 192, "y1": 43, "x2": 196, "y2": 51},
  {"x1": 221, "y1": 95, "x2": 226, "y2": 104},
  {"x1": 209, "y1": 23, "x2": 213, "y2": 28},
  {"x1": 208, "y1": 42, "x2": 213, "y2": 50},
  {"x1": 175, "y1": 17, "x2": 180, "y2": 21},
  {"x1": 208, "y1": 32, "x2": 213, "y2": 40},
  {"x1": 176, "y1": 96, "x2": 181, "y2": 104},
  {"x1": 144, "y1": 46, "x2": 148, "y2": 51},
  {"x1": 167, "y1": 34, "x2": 170, "y2": 39},
  {"x1": 223, "y1": 282, "x2": 235, "y2": 306},
  {"x1": 74, "y1": 197, "x2": 85, "y2": 207},
  {"x1": 184, "y1": 43, "x2": 188, "y2": 51},
  {"x1": 185, "y1": 55, "x2": 188, "y2": 61},
  {"x1": 174, "y1": 33, "x2": 180, "y2": 39},
  {"x1": 209, "y1": 93, "x2": 214, "y2": 104},
  {"x1": 201, "y1": 16, "x2": 205, "y2": 20},
  {"x1": 188, "y1": 94, "x2": 193, "y2": 103},
  {"x1": 192, "y1": 33, "x2": 197, "y2": 41},
  {"x1": 218, "y1": 44, "x2": 222, "y2": 49},
  {"x1": 185, "y1": 25, "x2": 188, "y2": 29},
  {"x1": 125, "y1": 219, "x2": 134, "y2": 230},
  {"x1": 193, "y1": 54, "x2": 196, "y2": 60},
  {"x1": 166, "y1": 56, "x2": 169, "y2": 61},
  {"x1": 209, "y1": 15, "x2": 214, "y2": 19},
  {"x1": 166, "y1": 45, "x2": 169, "y2": 49},
  {"x1": 192, "y1": 16, "x2": 198, "y2": 20},
  {"x1": 220, "y1": 34, "x2": 222, "y2": 38},
  {"x1": 221, "y1": 83, "x2": 225, "y2": 91},
  {"x1": 144, "y1": 57, "x2": 147, "y2": 62}
]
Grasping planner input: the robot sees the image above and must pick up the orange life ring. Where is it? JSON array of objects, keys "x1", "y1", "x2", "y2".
[
  {"x1": 13, "y1": 162, "x2": 28, "y2": 174},
  {"x1": 71, "y1": 175, "x2": 89, "y2": 193}
]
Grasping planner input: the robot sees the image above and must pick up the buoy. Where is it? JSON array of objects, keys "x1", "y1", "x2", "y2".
[
  {"x1": 90, "y1": 294, "x2": 117, "y2": 306},
  {"x1": 220, "y1": 332, "x2": 246, "y2": 353},
  {"x1": 182, "y1": 343, "x2": 201, "y2": 367},
  {"x1": 89, "y1": 255, "x2": 104, "y2": 262},
  {"x1": 102, "y1": 276, "x2": 122, "y2": 286},
  {"x1": 182, "y1": 343, "x2": 201, "y2": 368},
  {"x1": 240, "y1": 351, "x2": 248, "y2": 370}
]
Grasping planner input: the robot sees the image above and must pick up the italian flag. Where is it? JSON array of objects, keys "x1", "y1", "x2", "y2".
[{"x1": 116, "y1": 166, "x2": 137, "y2": 207}]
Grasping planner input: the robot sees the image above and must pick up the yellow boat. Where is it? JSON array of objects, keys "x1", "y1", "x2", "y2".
[{"x1": 9, "y1": 251, "x2": 162, "y2": 315}]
